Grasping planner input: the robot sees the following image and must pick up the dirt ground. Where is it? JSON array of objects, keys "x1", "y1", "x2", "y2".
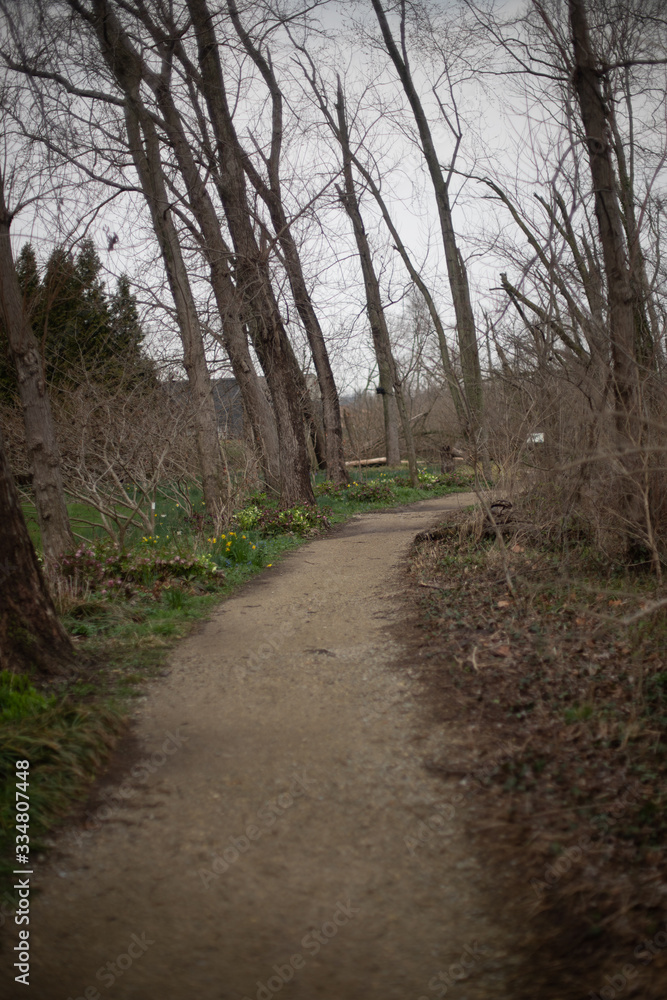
[{"x1": 2, "y1": 495, "x2": 535, "y2": 1000}]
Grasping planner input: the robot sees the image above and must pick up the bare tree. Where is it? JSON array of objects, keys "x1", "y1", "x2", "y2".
[
  {"x1": 370, "y1": 0, "x2": 486, "y2": 454},
  {"x1": 176, "y1": 0, "x2": 315, "y2": 503},
  {"x1": 227, "y1": 0, "x2": 348, "y2": 484},
  {"x1": 335, "y1": 78, "x2": 419, "y2": 484},
  {"x1": 1, "y1": 0, "x2": 284, "y2": 500},
  {"x1": 72, "y1": 0, "x2": 314, "y2": 503},
  {"x1": 565, "y1": 0, "x2": 655, "y2": 544},
  {"x1": 473, "y1": 0, "x2": 667, "y2": 554},
  {"x1": 295, "y1": 46, "x2": 468, "y2": 433}
]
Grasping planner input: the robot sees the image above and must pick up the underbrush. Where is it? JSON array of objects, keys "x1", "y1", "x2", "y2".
[
  {"x1": 409, "y1": 495, "x2": 667, "y2": 998},
  {"x1": 235, "y1": 499, "x2": 331, "y2": 536}
]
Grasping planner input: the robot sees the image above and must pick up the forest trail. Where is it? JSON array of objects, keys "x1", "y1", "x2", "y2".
[{"x1": 4, "y1": 494, "x2": 522, "y2": 1000}]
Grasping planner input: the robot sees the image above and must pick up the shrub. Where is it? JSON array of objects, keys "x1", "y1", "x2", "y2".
[
  {"x1": 415, "y1": 469, "x2": 475, "y2": 490},
  {"x1": 344, "y1": 480, "x2": 396, "y2": 502},
  {"x1": 182, "y1": 510, "x2": 215, "y2": 535},
  {"x1": 313, "y1": 481, "x2": 345, "y2": 498},
  {"x1": 57, "y1": 543, "x2": 222, "y2": 596},
  {"x1": 250, "y1": 503, "x2": 331, "y2": 537},
  {"x1": 235, "y1": 503, "x2": 263, "y2": 530}
]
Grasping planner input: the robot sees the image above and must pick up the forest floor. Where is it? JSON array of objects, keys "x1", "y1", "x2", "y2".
[{"x1": 1, "y1": 493, "x2": 664, "y2": 999}]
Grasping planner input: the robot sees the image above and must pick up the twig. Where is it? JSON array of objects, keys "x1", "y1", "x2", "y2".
[{"x1": 618, "y1": 598, "x2": 667, "y2": 625}]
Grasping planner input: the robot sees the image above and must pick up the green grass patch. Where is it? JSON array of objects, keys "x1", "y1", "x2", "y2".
[
  {"x1": 0, "y1": 675, "x2": 124, "y2": 898},
  {"x1": 318, "y1": 466, "x2": 474, "y2": 522}
]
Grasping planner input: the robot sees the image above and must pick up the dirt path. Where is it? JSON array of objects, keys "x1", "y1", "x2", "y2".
[{"x1": 4, "y1": 495, "x2": 522, "y2": 1000}]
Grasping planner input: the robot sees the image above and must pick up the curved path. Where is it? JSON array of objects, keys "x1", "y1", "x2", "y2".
[{"x1": 4, "y1": 495, "x2": 518, "y2": 1000}]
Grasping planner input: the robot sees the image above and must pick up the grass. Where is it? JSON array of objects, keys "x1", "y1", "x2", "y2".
[
  {"x1": 0, "y1": 670, "x2": 124, "y2": 900},
  {"x1": 318, "y1": 467, "x2": 474, "y2": 521},
  {"x1": 22, "y1": 500, "x2": 137, "y2": 549},
  {"x1": 1, "y1": 465, "x2": 472, "y2": 906}
]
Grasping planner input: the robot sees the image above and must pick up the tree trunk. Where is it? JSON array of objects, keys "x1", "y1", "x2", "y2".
[
  {"x1": 343, "y1": 153, "x2": 467, "y2": 430},
  {"x1": 0, "y1": 422, "x2": 73, "y2": 676},
  {"x1": 78, "y1": 1, "x2": 227, "y2": 511},
  {"x1": 122, "y1": 105, "x2": 227, "y2": 512},
  {"x1": 604, "y1": 73, "x2": 661, "y2": 371},
  {"x1": 125, "y1": 103, "x2": 281, "y2": 492},
  {"x1": 335, "y1": 81, "x2": 419, "y2": 484},
  {"x1": 370, "y1": 0, "x2": 485, "y2": 446},
  {"x1": 228, "y1": 0, "x2": 348, "y2": 485},
  {"x1": 0, "y1": 185, "x2": 74, "y2": 566},
  {"x1": 186, "y1": 0, "x2": 314, "y2": 505},
  {"x1": 381, "y1": 390, "x2": 401, "y2": 467},
  {"x1": 568, "y1": 0, "x2": 643, "y2": 537},
  {"x1": 78, "y1": 0, "x2": 313, "y2": 504}
]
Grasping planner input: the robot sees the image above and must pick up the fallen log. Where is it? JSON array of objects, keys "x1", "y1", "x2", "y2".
[{"x1": 345, "y1": 457, "x2": 387, "y2": 467}]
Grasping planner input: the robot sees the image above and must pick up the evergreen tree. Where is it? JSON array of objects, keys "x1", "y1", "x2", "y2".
[
  {"x1": 107, "y1": 273, "x2": 156, "y2": 384},
  {"x1": 40, "y1": 239, "x2": 113, "y2": 381},
  {"x1": 0, "y1": 238, "x2": 154, "y2": 397},
  {"x1": 15, "y1": 244, "x2": 39, "y2": 305}
]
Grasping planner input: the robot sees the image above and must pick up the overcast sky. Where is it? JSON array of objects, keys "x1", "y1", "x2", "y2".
[{"x1": 4, "y1": 0, "x2": 665, "y2": 393}]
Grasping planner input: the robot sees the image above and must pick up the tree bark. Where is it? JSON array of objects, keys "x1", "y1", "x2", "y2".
[
  {"x1": 123, "y1": 109, "x2": 227, "y2": 512},
  {"x1": 0, "y1": 422, "x2": 74, "y2": 676},
  {"x1": 0, "y1": 182, "x2": 74, "y2": 566},
  {"x1": 125, "y1": 95, "x2": 281, "y2": 492},
  {"x1": 370, "y1": 0, "x2": 485, "y2": 446},
  {"x1": 185, "y1": 0, "x2": 314, "y2": 505},
  {"x1": 568, "y1": 0, "x2": 643, "y2": 526},
  {"x1": 604, "y1": 73, "x2": 661, "y2": 371},
  {"x1": 335, "y1": 80, "x2": 419, "y2": 485},
  {"x1": 228, "y1": 0, "x2": 348, "y2": 485}
]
